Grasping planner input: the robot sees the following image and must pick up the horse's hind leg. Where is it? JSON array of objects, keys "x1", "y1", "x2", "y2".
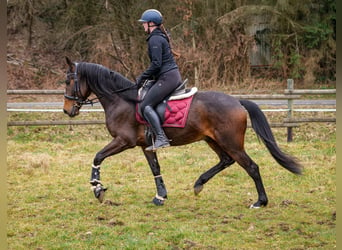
[
  {"x1": 212, "y1": 108, "x2": 268, "y2": 208},
  {"x1": 143, "y1": 149, "x2": 167, "y2": 206},
  {"x1": 194, "y1": 138, "x2": 235, "y2": 195},
  {"x1": 233, "y1": 150, "x2": 268, "y2": 208}
]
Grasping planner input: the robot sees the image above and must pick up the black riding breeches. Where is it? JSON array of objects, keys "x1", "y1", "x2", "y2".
[{"x1": 140, "y1": 69, "x2": 182, "y2": 113}]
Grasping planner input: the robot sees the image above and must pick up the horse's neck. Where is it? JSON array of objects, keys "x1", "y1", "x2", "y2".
[
  {"x1": 98, "y1": 94, "x2": 134, "y2": 117},
  {"x1": 97, "y1": 94, "x2": 117, "y2": 109}
]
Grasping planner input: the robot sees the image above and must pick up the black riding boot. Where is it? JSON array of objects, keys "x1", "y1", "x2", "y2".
[{"x1": 143, "y1": 106, "x2": 170, "y2": 151}]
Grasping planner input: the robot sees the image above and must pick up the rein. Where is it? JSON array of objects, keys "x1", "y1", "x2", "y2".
[{"x1": 111, "y1": 84, "x2": 138, "y2": 93}]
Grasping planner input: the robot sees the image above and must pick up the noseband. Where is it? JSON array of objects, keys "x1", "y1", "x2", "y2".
[{"x1": 64, "y1": 63, "x2": 98, "y2": 107}]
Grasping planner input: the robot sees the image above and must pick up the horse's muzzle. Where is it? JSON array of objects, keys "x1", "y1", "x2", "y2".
[{"x1": 63, "y1": 106, "x2": 79, "y2": 117}]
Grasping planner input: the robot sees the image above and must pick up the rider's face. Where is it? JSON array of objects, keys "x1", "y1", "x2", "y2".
[
  {"x1": 142, "y1": 22, "x2": 149, "y2": 33},
  {"x1": 142, "y1": 22, "x2": 157, "y2": 34}
]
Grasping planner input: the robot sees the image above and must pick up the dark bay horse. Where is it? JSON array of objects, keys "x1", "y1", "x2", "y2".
[{"x1": 63, "y1": 57, "x2": 302, "y2": 208}]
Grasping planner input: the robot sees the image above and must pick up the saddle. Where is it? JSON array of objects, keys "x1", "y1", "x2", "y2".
[{"x1": 137, "y1": 79, "x2": 198, "y2": 126}]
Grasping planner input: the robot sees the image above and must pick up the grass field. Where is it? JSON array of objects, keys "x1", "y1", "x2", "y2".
[{"x1": 7, "y1": 112, "x2": 336, "y2": 249}]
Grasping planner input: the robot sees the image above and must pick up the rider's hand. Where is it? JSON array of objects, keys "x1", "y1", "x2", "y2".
[{"x1": 136, "y1": 76, "x2": 144, "y2": 88}]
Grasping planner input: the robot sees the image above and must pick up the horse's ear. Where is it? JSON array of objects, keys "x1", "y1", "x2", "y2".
[
  {"x1": 65, "y1": 56, "x2": 76, "y2": 72},
  {"x1": 65, "y1": 56, "x2": 73, "y2": 67}
]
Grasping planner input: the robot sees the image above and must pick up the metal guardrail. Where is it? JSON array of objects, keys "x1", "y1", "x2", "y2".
[
  {"x1": 284, "y1": 89, "x2": 336, "y2": 95},
  {"x1": 7, "y1": 120, "x2": 105, "y2": 126},
  {"x1": 7, "y1": 90, "x2": 64, "y2": 95}
]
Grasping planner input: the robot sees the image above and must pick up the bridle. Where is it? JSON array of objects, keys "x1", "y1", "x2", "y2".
[
  {"x1": 64, "y1": 62, "x2": 139, "y2": 108},
  {"x1": 64, "y1": 63, "x2": 99, "y2": 107}
]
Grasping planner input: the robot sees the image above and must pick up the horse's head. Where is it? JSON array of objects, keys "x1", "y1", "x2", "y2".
[{"x1": 63, "y1": 57, "x2": 91, "y2": 117}]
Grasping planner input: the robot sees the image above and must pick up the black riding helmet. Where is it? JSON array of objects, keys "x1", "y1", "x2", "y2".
[{"x1": 138, "y1": 9, "x2": 163, "y2": 26}]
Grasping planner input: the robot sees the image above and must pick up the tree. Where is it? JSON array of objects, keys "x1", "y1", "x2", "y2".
[{"x1": 7, "y1": 0, "x2": 336, "y2": 88}]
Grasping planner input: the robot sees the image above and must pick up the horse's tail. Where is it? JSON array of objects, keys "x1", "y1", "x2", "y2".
[{"x1": 239, "y1": 99, "x2": 303, "y2": 175}]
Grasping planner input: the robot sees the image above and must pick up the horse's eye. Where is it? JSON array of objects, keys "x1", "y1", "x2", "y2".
[{"x1": 65, "y1": 79, "x2": 70, "y2": 85}]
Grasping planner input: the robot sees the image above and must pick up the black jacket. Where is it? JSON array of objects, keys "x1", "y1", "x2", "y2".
[{"x1": 138, "y1": 28, "x2": 178, "y2": 83}]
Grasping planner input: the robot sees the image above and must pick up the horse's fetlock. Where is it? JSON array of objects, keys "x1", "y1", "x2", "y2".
[{"x1": 154, "y1": 176, "x2": 167, "y2": 198}]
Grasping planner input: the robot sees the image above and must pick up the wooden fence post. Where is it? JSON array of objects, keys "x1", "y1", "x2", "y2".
[{"x1": 287, "y1": 79, "x2": 294, "y2": 142}]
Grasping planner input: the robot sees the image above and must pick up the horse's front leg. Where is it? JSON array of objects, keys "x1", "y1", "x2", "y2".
[
  {"x1": 143, "y1": 149, "x2": 167, "y2": 206},
  {"x1": 90, "y1": 136, "x2": 135, "y2": 202}
]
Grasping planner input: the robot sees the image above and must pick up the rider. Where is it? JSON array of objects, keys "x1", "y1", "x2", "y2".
[{"x1": 137, "y1": 9, "x2": 182, "y2": 151}]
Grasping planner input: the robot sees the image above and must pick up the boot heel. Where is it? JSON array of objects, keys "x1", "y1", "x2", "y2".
[{"x1": 145, "y1": 140, "x2": 170, "y2": 151}]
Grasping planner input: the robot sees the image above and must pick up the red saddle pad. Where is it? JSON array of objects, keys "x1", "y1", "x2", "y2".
[{"x1": 136, "y1": 96, "x2": 194, "y2": 128}]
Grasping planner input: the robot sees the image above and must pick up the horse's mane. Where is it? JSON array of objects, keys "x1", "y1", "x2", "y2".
[{"x1": 77, "y1": 62, "x2": 138, "y2": 102}]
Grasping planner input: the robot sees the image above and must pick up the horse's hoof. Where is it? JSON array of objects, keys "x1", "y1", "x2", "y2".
[
  {"x1": 97, "y1": 190, "x2": 105, "y2": 203},
  {"x1": 152, "y1": 197, "x2": 165, "y2": 206},
  {"x1": 92, "y1": 184, "x2": 107, "y2": 203},
  {"x1": 249, "y1": 201, "x2": 267, "y2": 209},
  {"x1": 194, "y1": 185, "x2": 203, "y2": 195}
]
